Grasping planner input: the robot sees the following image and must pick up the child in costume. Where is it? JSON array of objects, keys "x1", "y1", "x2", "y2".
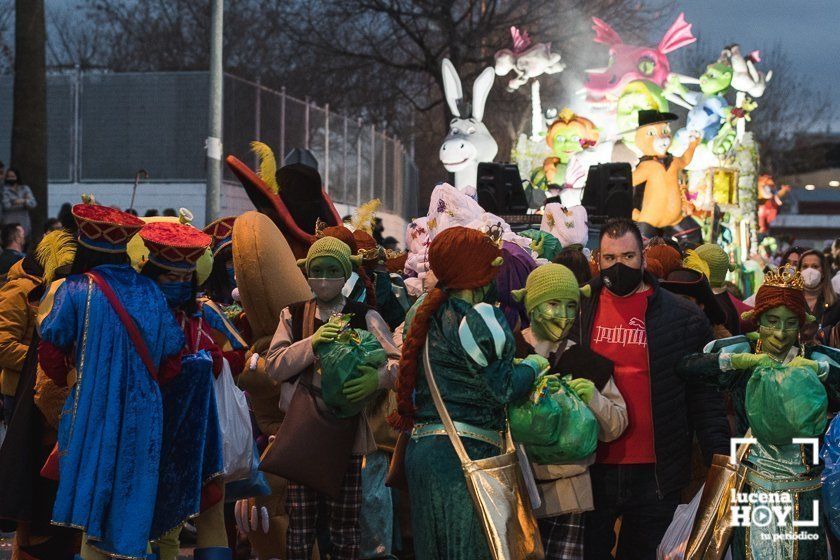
[
  {"x1": 200, "y1": 216, "x2": 248, "y2": 376},
  {"x1": 263, "y1": 236, "x2": 399, "y2": 560},
  {"x1": 512, "y1": 264, "x2": 628, "y2": 559},
  {"x1": 680, "y1": 264, "x2": 840, "y2": 559},
  {"x1": 38, "y1": 203, "x2": 184, "y2": 560},
  {"x1": 139, "y1": 221, "x2": 230, "y2": 560},
  {"x1": 390, "y1": 226, "x2": 547, "y2": 560}
]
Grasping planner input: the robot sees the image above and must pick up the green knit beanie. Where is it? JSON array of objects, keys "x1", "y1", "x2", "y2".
[
  {"x1": 297, "y1": 236, "x2": 360, "y2": 278},
  {"x1": 693, "y1": 243, "x2": 733, "y2": 288},
  {"x1": 512, "y1": 263, "x2": 584, "y2": 315}
]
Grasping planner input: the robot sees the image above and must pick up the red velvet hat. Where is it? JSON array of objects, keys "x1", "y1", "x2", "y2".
[
  {"x1": 202, "y1": 216, "x2": 236, "y2": 257},
  {"x1": 73, "y1": 203, "x2": 145, "y2": 253},
  {"x1": 140, "y1": 222, "x2": 212, "y2": 272}
]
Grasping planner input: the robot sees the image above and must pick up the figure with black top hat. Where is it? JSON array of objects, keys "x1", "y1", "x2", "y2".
[{"x1": 631, "y1": 109, "x2": 702, "y2": 244}]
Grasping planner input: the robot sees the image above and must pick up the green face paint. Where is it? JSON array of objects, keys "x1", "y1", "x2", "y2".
[
  {"x1": 699, "y1": 62, "x2": 733, "y2": 95},
  {"x1": 308, "y1": 255, "x2": 346, "y2": 279},
  {"x1": 530, "y1": 299, "x2": 578, "y2": 342},
  {"x1": 757, "y1": 305, "x2": 800, "y2": 360},
  {"x1": 551, "y1": 127, "x2": 585, "y2": 163}
]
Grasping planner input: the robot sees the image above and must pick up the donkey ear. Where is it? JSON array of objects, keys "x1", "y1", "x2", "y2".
[
  {"x1": 441, "y1": 58, "x2": 463, "y2": 117},
  {"x1": 471, "y1": 66, "x2": 495, "y2": 122}
]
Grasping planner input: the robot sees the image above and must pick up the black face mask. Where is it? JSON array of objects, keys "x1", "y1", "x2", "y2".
[{"x1": 600, "y1": 262, "x2": 643, "y2": 296}]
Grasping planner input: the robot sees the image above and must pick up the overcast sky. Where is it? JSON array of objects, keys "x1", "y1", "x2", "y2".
[{"x1": 672, "y1": 0, "x2": 839, "y2": 130}]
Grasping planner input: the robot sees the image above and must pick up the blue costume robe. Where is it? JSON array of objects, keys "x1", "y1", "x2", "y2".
[{"x1": 39, "y1": 264, "x2": 184, "y2": 560}]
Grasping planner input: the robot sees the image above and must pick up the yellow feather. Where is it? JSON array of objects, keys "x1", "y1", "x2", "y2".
[
  {"x1": 683, "y1": 250, "x2": 711, "y2": 279},
  {"x1": 352, "y1": 199, "x2": 381, "y2": 233},
  {"x1": 249, "y1": 141, "x2": 279, "y2": 194},
  {"x1": 35, "y1": 230, "x2": 77, "y2": 284}
]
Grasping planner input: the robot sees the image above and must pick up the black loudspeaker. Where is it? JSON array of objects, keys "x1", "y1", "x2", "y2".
[
  {"x1": 476, "y1": 162, "x2": 529, "y2": 215},
  {"x1": 581, "y1": 163, "x2": 633, "y2": 224}
]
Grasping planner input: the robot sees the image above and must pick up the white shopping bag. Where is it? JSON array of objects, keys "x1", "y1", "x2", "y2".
[
  {"x1": 657, "y1": 484, "x2": 733, "y2": 560},
  {"x1": 215, "y1": 357, "x2": 254, "y2": 482}
]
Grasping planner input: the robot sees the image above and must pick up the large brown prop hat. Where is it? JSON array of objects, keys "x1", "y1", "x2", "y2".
[{"x1": 232, "y1": 211, "x2": 312, "y2": 340}]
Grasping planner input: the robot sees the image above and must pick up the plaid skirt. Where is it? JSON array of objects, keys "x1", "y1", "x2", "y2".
[{"x1": 538, "y1": 513, "x2": 584, "y2": 560}]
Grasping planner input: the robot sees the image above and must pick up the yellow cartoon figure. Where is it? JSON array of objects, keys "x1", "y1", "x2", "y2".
[{"x1": 631, "y1": 109, "x2": 701, "y2": 243}]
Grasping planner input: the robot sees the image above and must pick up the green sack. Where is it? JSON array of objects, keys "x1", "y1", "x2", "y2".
[
  {"x1": 509, "y1": 376, "x2": 599, "y2": 464},
  {"x1": 745, "y1": 363, "x2": 828, "y2": 446},
  {"x1": 317, "y1": 318, "x2": 388, "y2": 419}
]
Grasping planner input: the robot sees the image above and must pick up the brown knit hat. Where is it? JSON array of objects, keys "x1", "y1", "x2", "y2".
[
  {"x1": 645, "y1": 245, "x2": 682, "y2": 278},
  {"x1": 315, "y1": 225, "x2": 358, "y2": 254}
]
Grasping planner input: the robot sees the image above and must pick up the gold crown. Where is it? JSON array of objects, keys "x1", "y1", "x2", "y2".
[
  {"x1": 763, "y1": 264, "x2": 804, "y2": 290},
  {"x1": 482, "y1": 222, "x2": 505, "y2": 248}
]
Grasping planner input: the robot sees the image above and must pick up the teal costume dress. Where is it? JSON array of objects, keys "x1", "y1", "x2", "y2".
[
  {"x1": 405, "y1": 297, "x2": 537, "y2": 560},
  {"x1": 680, "y1": 336, "x2": 840, "y2": 560}
]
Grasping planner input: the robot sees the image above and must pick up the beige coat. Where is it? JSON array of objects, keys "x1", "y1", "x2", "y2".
[
  {"x1": 521, "y1": 329, "x2": 629, "y2": 517},
  {"x1": 264, "y1": 297, "x2": 399, "y2": 455}
]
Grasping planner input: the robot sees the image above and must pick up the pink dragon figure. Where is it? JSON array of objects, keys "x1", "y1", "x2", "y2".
[{"x1": 585, "y1": 13, "x2": 696, "y2": 104}]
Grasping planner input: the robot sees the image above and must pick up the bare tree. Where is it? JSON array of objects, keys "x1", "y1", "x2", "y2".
[
  {"x1": 11, "y1": 0, "x2": 48, "y2": 236},
  {"x1": 46, "y1": 6, "x2": 108, "y2": 69},
  {"x1": 54, "y1": 0, "x2": 675, "y2": 205},
  {"x1": 0, "y1": 0, "x2": 14, "y2": 72}
]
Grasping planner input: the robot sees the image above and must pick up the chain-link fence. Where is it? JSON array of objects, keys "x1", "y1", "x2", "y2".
[{"x1": 0, "y1": 70, "x2": 418, "y2": 219}]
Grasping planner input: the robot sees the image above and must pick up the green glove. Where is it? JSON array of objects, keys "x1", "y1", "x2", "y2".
[
  {"x1": 789, "y1": 356, "x2": 821, "y2": 376},
  {"x1": 523, "y1": 354, "x2": 550, "y2": 376},
  {"x1": 342, "y1": 364, "x2": 380, "y2": 403},
  {"x1": 567, "y1": 378, "x2": 596, "y2": 404},
  {"x1": 730, "y1": 353, "x2": 771, "y2": 371},
  {"x1": 311, "y1": 322, "x2": 341, "y2": 349},
  {"x1": 541, "y1": 374, "x2": 562, "y2": 394}
]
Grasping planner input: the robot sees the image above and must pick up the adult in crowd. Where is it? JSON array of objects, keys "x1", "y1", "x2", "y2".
[
  {"x1": 37, "y1": 203, "x2": 184, "y2": 560},
  {"x1": 552, "y1": 246, "x2": 592, "y2": 286},
  {"x1": 0, "y1": 223, "x2": 26, "y2": 282},
  {"x1": 0, "y1": 250, "x2": 44, "y2": 426},
  {"x1": 0, "y1": 230, "x2": 78, "y2": 560},
  {"x1": 570, "y1": 218, "x2": 730, "y2": 559},
  {"x1": 391, "y1": 226, "x2": 546, "y2": 560},
  {"x1": 781, "y1": 245, "x2": 807, "y2": 269},
  {"x1": 1, "y1": 168, "x2": 37, "y2": 235},
  {"x1": 799, "y1": 249, "x2": 840, "y2": 339}
]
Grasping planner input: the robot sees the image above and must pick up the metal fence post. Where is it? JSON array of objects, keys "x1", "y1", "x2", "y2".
[
  {"x1": 280, "y1": 87, "x2": 286, "y2": 165},
  {"x1": 381, "y1": 132, "x2": 387, "y2": 208},
  {"x1": 356, "y1": 119, "x2": 362, "y2": 208},
  {"x1": 73, "y1": 66, "x2": 81, "y2": 183},
  {"x1": 254, "y1": 77, "x2": 261, "y2": 168},
  {"x1": 304, "y1": 96, "x2": 310, "y2": 150},
  {"x1": 324, "y1": 103, "x2": 330, "y2": 193},
  {"x1": 370, "y1": 125, "x2": 375, "y2": 202},
  {"x1": 342, "y1": 115, "x2": 348, "y2": 203}
]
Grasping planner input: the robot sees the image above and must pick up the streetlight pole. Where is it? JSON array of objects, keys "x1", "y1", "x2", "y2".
[{"x1": 205, "y1": 0, "x2": 223, "y2": 225}]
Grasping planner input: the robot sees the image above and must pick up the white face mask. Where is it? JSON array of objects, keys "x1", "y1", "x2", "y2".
[
  {"x1": 801, "y1": 267, "x2": 822, "y2": 289},
  {"x1": 309, "y1": 277, "x2": 345, "y2": 302},
  {"x1": 832, "y1": 271, "x2": 840, "y2": 295},
  {"x1": 231, "y1": 287, "x2": 241, "y2": 302}
]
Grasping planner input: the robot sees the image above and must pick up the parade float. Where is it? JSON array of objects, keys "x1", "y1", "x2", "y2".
[{"x1": 501, "y1": 14, "x2": 775, "y2": 296}]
